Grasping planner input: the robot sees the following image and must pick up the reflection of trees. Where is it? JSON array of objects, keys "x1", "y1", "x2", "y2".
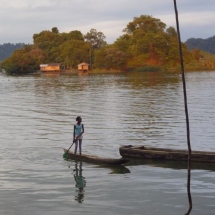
[
  {"x1": 124, "y1": 70, "x2": 181, "y2": 89},
  {"x1": 73, "y1": 161, "x2": 86, "y2": 203}
]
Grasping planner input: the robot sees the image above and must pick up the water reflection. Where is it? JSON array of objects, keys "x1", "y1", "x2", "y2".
[
  {"x1": 72, "y1": 161, "x2": 86, "y2": 203},
  {"x1": 99, "y1": 164, "x2": 130, "y2": 174},
  {"x1": 69, "y1": 161, "x2": 130, "y2": 203},
  {"x1": 185, "y1": 160, "x2": 192, "y2": 215},
  {"x1": 2, "y1": 71, "x2": 215, "y2": 214},
  {"x1": 125, "y1": 158, "x2": 194, "y2": 214},
  {"x1": 125, "y1": 158, "x2": 215, "y2": 172},
  {"x1": 124, "y1": 71, "x2": 181, "y2": 89}
]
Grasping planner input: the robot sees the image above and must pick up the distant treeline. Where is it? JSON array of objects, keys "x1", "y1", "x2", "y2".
[
  {"x1": 1, "y1": 15, "x2": 215, "y2": 74},
  {"x1": 185, "y1": 36, "x2": 215, "y2": 54},
  {"x1": 0, "y1": 43, "x2": 25, "y2": 62}
]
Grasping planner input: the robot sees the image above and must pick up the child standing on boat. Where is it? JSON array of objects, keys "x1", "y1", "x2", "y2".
[{"x1": 73, "y1": 116, "x2": 84, "y2": 155}]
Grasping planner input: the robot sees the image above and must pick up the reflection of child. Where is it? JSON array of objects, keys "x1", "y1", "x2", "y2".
[
  {"x1": 73, "y1": 116, "x2": 84, "y2": 155},
  {"x1": 74, "y1": 174, "x2": 85, "y2": 189},
  {"x1": 73, "y1": 162, "x2": 86, "y2": 203}
]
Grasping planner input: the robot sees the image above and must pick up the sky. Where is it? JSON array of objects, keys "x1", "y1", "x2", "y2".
[{"x1": 0, "y1": 0, "x2": 215, "y2": 44}]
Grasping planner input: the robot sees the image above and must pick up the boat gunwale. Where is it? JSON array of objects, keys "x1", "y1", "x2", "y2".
[
  {"x1": 119, "y1": 145, "x2": 215, "y2": 163},
  {"x1": 63, "y1": 148, "x2": 129, "y2": 165},
  {"x1": 121, "y1": 145, "x2": 215, "y2": 155}
]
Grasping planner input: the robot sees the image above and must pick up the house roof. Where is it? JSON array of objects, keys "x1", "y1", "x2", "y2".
[
  {"x1": 77, "y1": 62, "x2": 90, "y2": 66},
  {"x1": 40, "y1": 63, "x2": 61, "y2": 67}
]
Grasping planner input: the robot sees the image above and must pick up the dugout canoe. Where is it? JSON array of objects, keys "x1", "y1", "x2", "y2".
[
  {"x1": 119, "y1": 145, "x2": 215, "y2": 163},
  {"x1": 63, "y1": 149, "x2": 129, "y2": 165}
]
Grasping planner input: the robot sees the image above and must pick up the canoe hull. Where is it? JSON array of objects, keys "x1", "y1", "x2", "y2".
[
  {"x1": 119, "y1": 145, "x2": 215, "y2": 163},
  {"x1": 63, "y1": 149, "x2": 129, "y2": 165}
]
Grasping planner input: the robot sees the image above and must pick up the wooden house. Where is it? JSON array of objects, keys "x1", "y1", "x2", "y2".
[
  {"x1": 77, "y1": 62, "x2": 90, "y2": 72},
  {"x1": 40, "y1": 63, "x2": 64, "y2": 72}
]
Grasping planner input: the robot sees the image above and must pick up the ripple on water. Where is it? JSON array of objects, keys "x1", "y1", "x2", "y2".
[{"x1": 1, "y1": 72, "x2": 215, "y2": 214}]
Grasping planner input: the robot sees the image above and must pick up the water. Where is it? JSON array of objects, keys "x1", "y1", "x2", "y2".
[{"x1": 1, "y1": 71, "x2": 215, "y2": 215}]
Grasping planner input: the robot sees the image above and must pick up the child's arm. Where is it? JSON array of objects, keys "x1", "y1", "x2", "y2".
[
  {"x1": 73, "y1": 125, "x2": 76, "y2": 142},
  {"x1": 82, "y1": 124, "x2": 84, "y2": 134}
]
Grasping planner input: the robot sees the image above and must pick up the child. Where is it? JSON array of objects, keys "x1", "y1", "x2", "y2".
[{"x1": 73, "y1": 116, "x2": 84, "y2": 155}]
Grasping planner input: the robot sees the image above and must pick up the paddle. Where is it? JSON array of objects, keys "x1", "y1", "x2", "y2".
[
  {"x1": 63, "y1": 133, "x2": 83, "y2": 159},
  {"x1": 63, "y1": 141, "x2": 75, "y2": 159}
]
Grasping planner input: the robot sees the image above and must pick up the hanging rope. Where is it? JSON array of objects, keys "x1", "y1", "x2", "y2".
[{"x1": 173, "y1": 1, "x2": 192, "y2": 214}]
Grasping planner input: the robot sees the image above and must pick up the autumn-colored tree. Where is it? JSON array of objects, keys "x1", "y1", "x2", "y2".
[
  {"x1": 1, "y1": 18, "x2": 210, "y2": 74},
  {"x1": 123, "y1": 15, "x2": 168, "y2": 67},
  {"x1": 1, "y1": 45, "x2": 37, "y2": 74}
]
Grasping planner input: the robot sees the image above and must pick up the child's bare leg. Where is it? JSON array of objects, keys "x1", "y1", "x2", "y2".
[
  {"x1": 79, "y1": 139, "x2": 82, "y2": 155},
  {"x1": 74, "y1": 140, "x2": 78, "y2": 154}
]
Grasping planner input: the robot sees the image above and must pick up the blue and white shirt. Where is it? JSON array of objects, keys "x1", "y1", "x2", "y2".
[{"x1": 75, "y1": 123, "x2": 83, "y2": 139}]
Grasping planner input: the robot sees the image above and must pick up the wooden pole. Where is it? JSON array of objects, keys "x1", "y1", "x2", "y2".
[{"x1": 173, "y1": 1, "x2": 192, "y2": 214}]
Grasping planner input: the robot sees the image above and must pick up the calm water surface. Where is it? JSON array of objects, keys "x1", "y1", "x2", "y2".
[{"x1": 0, "y1": 71, "x2": 215, "y2": 215}]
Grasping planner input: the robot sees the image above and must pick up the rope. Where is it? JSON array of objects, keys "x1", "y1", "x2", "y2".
[{"x1": 173, "y1": 1, "x2": 192, "y2": 214}]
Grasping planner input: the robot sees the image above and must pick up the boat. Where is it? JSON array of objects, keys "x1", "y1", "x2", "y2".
[
  {"x1": 63, "y1": 149, "x2": 129, "y2": 165},
  {"x1": 119, "y1": 145, "x2": 215, "y2": 163}
]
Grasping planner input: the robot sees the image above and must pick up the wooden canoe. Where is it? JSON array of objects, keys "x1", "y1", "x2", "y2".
[
  {"x1": 63, "y1": 149, "x2": 129, "y2": 165},
  {"x1": 119, "y1": 145, "x2": 215, "y2": 163}
]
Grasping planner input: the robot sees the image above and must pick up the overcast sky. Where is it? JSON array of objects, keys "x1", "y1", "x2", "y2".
[{"x1": 0, "y1": 0, "x2": 215, "y2": 44}]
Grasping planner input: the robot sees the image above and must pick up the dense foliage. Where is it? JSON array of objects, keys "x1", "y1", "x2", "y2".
[{"x1": 1, "y1": 15, "x2": 215, "y2": 74}]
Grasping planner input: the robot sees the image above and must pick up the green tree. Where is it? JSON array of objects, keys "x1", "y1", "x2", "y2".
[
  {"x1": 84, "y1": 29, "x2": 107, "y2": 49},
  {"x1": 1, "y1": 16, "x2": 205, "y2": 74},
  {"x1": 67, "y1": 30, "x2": 84, "y2": 41},
  {"x1": 113, "y1": 34, "x2": 131, "y2": 52},
  {"x1": 123, "y1": 15, "x2": 168, "y2": 67},
  {"x1": 94, "y1": 46, "x2": 127, "y2": 70},
  {"x1": 124, "y1": 15, "x2": 166, "y2": 35},
  {"x1": 113, "y1": 15, "x2": 190, "y2": 70},
  {"x1": 59, "y1": 39, "x2": 90, "y2": 68},
  {"x1": 33, "y1": 30, "x2": 57, "y2": 51},
  {"x1": 52, "y1": 27, "x2": 59, "y2": 34}
]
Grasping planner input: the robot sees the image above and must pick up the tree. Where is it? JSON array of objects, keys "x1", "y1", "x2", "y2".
[
  {"x1": 84, "y1": 29, "x2": 107, "y2": 49},
  {"x1": 113, "y1": 34, "x2": 131, "y2": 52},
  {"x1": 121, "y1": 15, "x2": 169, "y2": 67},
  {"x1": 1, "y1": 46, "x2": 37, "y2": 74},
  {"x1": 33, "y1": 30, "x2": 56, "y2": 50},
  {"x1": 2, "y1": 16, "x2": 204, "y2": 74},
  {"x1": 52, "y1": 27, "x2": 59, "y2": 34},
  {"x1": 67, "y1": 30, "x2": 84, "y2": 41},
  {"x1": 124, "y1": 15, "x2": 166, "y2": 35},
  {"x1": 29, "y1": 48, "x2": 46, "y2": 65},
  {"x1": 59, "y1": 39, "x2": 90, "y2": 68},
  {"x1": 94, "y1": 46, "x2": 127, "y2": 70}
]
